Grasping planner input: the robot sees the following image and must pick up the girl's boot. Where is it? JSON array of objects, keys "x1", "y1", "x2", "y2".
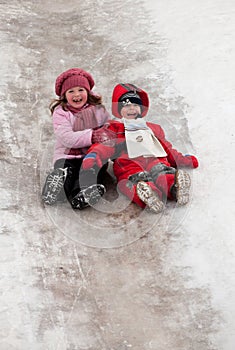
[
  {"x1": 42, "y1": 168, "x2": 68, "y2": 205},
  {"x1": 71, "y1": 184, "x2": 106, "y2": 210}
]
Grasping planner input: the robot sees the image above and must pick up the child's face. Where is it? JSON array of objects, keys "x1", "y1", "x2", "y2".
[
  {"x1": 65, "y1": 86, "x2": 88, "y2": 109},
  {"x1": 120, "y1": 103, "x2": 142, "y2": 119}
]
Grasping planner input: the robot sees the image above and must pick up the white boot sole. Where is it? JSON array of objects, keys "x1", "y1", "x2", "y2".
[
  {"x1": 136, "y1": 181, "x2": 164, "y2": 214},
  {"x1": 175, "y1": 170, "x2": 191, "y2": 206}
]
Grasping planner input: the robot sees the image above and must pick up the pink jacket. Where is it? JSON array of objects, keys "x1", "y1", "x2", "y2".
[{"x1": 52, "y1": 105, "x2": 110, "y2": 164}]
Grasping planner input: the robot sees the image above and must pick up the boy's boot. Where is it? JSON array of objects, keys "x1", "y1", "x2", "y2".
[
  {"x1": 174, "y1": 169, "x2": 191, "y2": 205},
  {"x1": 71, "y1": 184, "x2": 106, "y2": 210},
  {"x1": 136, "y1": 181, "x2": 165, "y2": 214},
  {"x1": 42, "y1": 168, "x2": 68, "y2": 205}
]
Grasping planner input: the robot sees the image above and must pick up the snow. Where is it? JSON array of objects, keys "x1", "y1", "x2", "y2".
[
  {"x1": 144, "y1": 0, "x2": 235, "y2": 348},
  {"x1": 1, "y1": 0, "x2": 235, "y2": 349}
]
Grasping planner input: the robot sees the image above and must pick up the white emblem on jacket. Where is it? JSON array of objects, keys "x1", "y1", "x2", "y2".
[{"x1": 123, "y1": 118, "x2": 167, "y2": 158}]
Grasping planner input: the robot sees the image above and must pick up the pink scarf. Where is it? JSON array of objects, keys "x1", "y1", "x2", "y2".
[
  {"x1": 66, "y1": 104, "x2": 99, "y2": 131},
  {"x1": 64, "y1": 104, "x2": 102, "y2": 157}
]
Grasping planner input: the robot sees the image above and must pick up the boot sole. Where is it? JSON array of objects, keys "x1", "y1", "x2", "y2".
[
  {"x1": 42, "y1": 168, "x2": 67, "y2": 205},
  {"x1": 83, "y1": 184, "x2": 106, "y2": 206},
  {"x1": 71, "y1": 184, "x2": 106, "y2": 210},
  {"x1": 136, "y1": 181, "x2": 164, "y2": 214},
  {"x1": 175, "y1": 170, "x2": 191, "y2": 206}
]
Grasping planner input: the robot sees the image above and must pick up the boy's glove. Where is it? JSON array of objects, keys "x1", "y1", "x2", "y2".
[
  {"x1": 82, "y1": 153, "x2": 103, "y2": 169},
  {"x1": 92, "y1": 124, "x2": 116, "y2": 145},
  {"x1": 82, "y1": 144, "x2": 115, "y2": 170},
  {"x1": 183, "y1": 155, "x2": 199, "y2": 168}
]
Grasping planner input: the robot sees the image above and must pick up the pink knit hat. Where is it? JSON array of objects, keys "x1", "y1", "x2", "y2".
[{"x1": 55, "y1": 68, "x2": 95, "y2": 97}]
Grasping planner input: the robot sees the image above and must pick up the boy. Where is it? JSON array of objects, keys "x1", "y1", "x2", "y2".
[{"x1": 82, "y1": 83, "x2": 198, "y2": 213}]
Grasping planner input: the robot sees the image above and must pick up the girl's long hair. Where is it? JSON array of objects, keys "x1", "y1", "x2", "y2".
[{"x1": 49, "y1": 91, "x2": 104, "y2": 114}]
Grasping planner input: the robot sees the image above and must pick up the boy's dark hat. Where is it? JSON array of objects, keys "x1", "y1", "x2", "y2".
[{"x1": 112, "y1": 83, "x2": 149, "y2": 118}]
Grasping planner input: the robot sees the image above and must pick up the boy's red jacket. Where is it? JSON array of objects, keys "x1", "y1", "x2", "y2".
[{"x1": 84, "y1": 120, "x2": 199, "y2": 169}]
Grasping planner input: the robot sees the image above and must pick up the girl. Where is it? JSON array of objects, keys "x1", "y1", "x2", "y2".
[
  {"x1": 42, "y1": 68, "x2": 113, "y2": 209},
  {"x1": 82, "y1": 83, "x2": 199, "y2": 213}
]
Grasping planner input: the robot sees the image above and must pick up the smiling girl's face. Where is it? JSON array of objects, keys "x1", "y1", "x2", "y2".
[
  {"x1": 65, "y1": 86, "x2": 88, "y2": 109},
  {"x1": 120, "y1": 103, "x2": 142, "y2": 119}
]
